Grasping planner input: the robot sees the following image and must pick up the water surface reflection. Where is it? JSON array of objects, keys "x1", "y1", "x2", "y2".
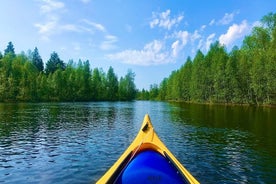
[{"x1": 0, "y1": 102, "x2": 275, "y2": 183}]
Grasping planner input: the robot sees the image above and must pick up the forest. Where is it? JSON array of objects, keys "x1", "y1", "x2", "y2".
[
  {"x1": 0, "y1": 45, "x2": 136, "y2": 102},
  {"x1": 137, "y1": 13, "x2": 276, "y2": 105},
  {"x1": 0, "y1": 13, "x2": 275, "y2": 104}
]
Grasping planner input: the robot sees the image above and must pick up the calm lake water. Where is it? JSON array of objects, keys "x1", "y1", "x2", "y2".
[{"x1": 0, "y1": 101, "x2": 275, "y2": 183}]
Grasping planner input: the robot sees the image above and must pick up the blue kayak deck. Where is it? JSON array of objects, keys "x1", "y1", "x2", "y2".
[{"x1": 115, "y1": 150, "x2": 188, "y2": 184}]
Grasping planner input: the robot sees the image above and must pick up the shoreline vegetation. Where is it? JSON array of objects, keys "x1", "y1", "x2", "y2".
[
  {"x1": 137, "y1": 13, "x2": 276, "y2": 106},
  {"x1": 166, "y1": 100, "x2": 276, "y2": 108},
  {"x1": 0, "y1": 47, "x2": 136, "y2": 102},
  {"x1": 0, "y1": 13, "x2": 275, "y2": 106}
]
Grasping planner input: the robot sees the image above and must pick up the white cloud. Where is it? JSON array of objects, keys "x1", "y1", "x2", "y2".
[
  {"x1": 35, "y1": 19, "x2": 57, "y2": 34},
  {"x1": 200, "y1": 25, "x2": 206, "y2": 31},
  {"x1": 171, "y1": 40, "x2": 181, "y2": 57},
  {"x1": 209, "y1": 11, "x2": 239, "y2": 26},
  {"x1": 197, "y1": 39, "x2": 204, "y2": 50},
  {"x1": 60, "y1": 24, "x2": 80, "y2": 32},
  {"x1": 171, "y1": 30, "x2": 189, "y2": 57},
  {"x1": 34, "y1": 16, "x2": 81, "y2": 41},
  {"x1": 100, "y1": 35, "x2": 118, "y2": 50},
  {"x1": 218, "y1": 12, "x2": 235, "y2": 25},
  {"x1": 40, "y1": 0, "x2": 65, "y2": 14},
  {"x1": 176, "y1": 31, "x2": 189, "y2": 46},
  {"x1": 81, "y1": 19, "x2": 106, "y2": 32},
  {"x1": 209, "y1": 19, "x2": 215, "y2": 26},
  {"x1": 191, "y1": 30, "x2": 201, "y2": 43},
  {"x1": 206, "y1": 33, "x2": 216, "y2": 50},
  {"x1": 34, "y1": 16, "x2": 58, "y2": 41},
  {"x1": 150, "y1": 9, "x2": 184, "y2": 30},
  {"x1": 35, "y1": 0, "x2": 67, "y2": 41},
  {"x1": 219, "y1": 20, "x2": 250, "y2": 46},
  {"x1": 108, "y1": 40, "x2": 171, "y2": 66}
]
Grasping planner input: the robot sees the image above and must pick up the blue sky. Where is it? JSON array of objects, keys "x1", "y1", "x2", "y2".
[{"x1": 0, "y1": 0, "x2": 275, "y2": 90}]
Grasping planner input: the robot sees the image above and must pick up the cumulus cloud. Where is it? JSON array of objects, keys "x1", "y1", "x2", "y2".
[
  {"x1": 171, "y1": 30, "x2": 189, "y2": 57},
  {"x1": 108, "y1": 29, "x2": 192, "y2": 65},
  {"x1": 108, "y1": 40, "x2": 171, "y2": 66},
  {"x1": 150, "y1": 9, "x2": 184, "y2": 30},
  {"x1": 219, "y1": 20, "x2": 250, "y2": 46}
]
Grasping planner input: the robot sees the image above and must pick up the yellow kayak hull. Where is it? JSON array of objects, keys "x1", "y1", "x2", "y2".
[{"x1": 96, "y1": 114, "x2": 199, "y2": 184}]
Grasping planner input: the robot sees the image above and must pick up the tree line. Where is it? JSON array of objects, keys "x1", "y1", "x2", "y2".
[
  {"x1": 0, "y1": 44, "x2": 136, "y2": 102},
  {"x1": 137, "y1": 13, "x2": 276, "y2": 105}
]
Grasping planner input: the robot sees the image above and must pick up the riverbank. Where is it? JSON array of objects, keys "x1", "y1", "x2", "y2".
[{"x1": 166, "y1": 99, "x2": 276, "y2": 108}]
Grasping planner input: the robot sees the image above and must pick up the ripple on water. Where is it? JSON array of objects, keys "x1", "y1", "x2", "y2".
[{"x1": 0, "y1": 102, "x2": 275, "y2": 184}]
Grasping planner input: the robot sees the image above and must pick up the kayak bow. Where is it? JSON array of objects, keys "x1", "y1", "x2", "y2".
[{"x1": 96, "y1": 114, "x2": 199, "y2": 184}]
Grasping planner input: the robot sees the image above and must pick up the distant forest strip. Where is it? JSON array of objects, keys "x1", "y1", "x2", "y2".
[
  {"x1": 0, "y1": 45, "x2": 136, "y2": 102},
  {"x1": 137, "y1": 13, "x2": 276, "y2": 105}
]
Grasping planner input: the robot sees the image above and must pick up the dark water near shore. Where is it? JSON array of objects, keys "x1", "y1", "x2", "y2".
[{"x1": 0, "y1": 101, "x2": 275, "y2": 183}]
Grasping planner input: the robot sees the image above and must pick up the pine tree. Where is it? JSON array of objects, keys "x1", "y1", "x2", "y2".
[
  {"x1": 45, "y1": 52, "x2": 65, "y2": 74},
  {"x1": 32, "y1": 47, "x2": 44, "y2": 72},
  {"x1": 4, "y1": 42, "x2": 15, "y2": 57}
]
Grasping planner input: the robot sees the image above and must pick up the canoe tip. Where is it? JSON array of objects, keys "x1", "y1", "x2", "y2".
[{"x1": 144, "y1": 113, "x2": 150, "y2": 119}]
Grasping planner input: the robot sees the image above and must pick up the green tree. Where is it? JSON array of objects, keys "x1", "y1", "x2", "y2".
[
  {"x1": 0, "y1": 53, "x2": 16, "y2": 101},
  {"x1": 63, "y1": 61, "x2": 77, "y2": 101},
  {"x1": 261, "y1": 12, "x2": 276, "y2": 34},
  {"x1": 205, "y1": 41, "x2": 228, "y2": 102},
  {"x1": 32, "y1": 47, "x2": 44, "y2": 72},
  {"x1": 4, "y1": 42, "x2": 15, "y2": 58},
  {"x1": 248, "y1": 27, "x2": 271, "y2": 104},
  {"x1": 225, "y1": 46, "x2": 239, "y2": 103},
  {"x1": 119, "y1": 70, "x2": 136, "y2": 101},
  {"x1": 179, "y1": 57, "x2": 192, "y2": 101},
  {"x1": 45, "y1": 52, "x2": 65, "y2": 74},
  {"x1": 18, "y1": 61, "x2": 38, "y2": 101},
  {"x1": 158, "y1": 78, "x2": 168, "y2": 100},
  {"x1": 75, "y1": 60, "x2": 92, "y2": 101},
  {"x1": 106, "y1": 66, "x2": 118, "y2": 101},
  {"x1": 36, "y1": 73, "x2": 49, "y2": 101},
  {"x1": 91, "y1": 68, "x2": 104, "y2": 100},
  {"x1": 261, "y1": 12, "x2": 276, "y2": 104},
  {"x1": 149, "y1": 84, "x2": 159, "y2": 100},
  {"x1": 190, "y1": 50, "x2": 205, "y2": 102},
  {"x1": 137, "y1": 88, "x2": 150, "y2": 100},
  {"x1": 165, "y1": 70, "x2": 181, "y2": 100},
  {"x1": 267, "y1": 26, "x2": 276, "y2": 104},
  {"x1": 52, "y1": 69, "x2": 64, "y2": 101}
]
